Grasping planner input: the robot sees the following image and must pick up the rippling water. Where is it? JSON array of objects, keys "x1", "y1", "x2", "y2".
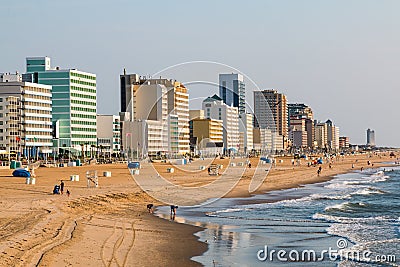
[{"x1": 157, "y1": 166, "x2": 400, "y2": 266}]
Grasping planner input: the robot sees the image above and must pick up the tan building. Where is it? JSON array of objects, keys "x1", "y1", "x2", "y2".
[
  {"x1": 339, "y1": 136, "x2": 350, "y2": 149},
  {"x1": 189, "y1": 110, "x2": 204, "y2": 120},
  {"x1": 314, "y1": 122, "x2": 328, "y2": 149},
  {"x1": 191, "y1": 118, "x2": 223, "y2": 155},
  {"x1": 167, "y1": 81, "x2": 190, "y2": 155},
  {"x1": 120, "y1": 73, "x2": 190, "y2": 156}
]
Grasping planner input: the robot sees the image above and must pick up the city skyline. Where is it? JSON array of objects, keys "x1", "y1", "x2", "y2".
[{"x1": 2, "y1": 1, "x2": 399, "y2": 146}]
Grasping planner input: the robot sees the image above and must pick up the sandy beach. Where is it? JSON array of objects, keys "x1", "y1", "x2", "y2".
[{"x1": 0, "y1": 152, "x2": 393, "y2": 266}]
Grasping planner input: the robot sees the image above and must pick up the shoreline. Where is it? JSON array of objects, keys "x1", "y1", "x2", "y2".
[
  {"x1": 0, "y1": 153, "x2": 395, "y2": 266},
  {"x1": 153, "y1": 155, "x2": 394, "y2": 266}
]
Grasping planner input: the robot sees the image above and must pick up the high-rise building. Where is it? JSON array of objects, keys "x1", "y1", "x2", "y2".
[
  {"x1": 167, "y1": 81, "x2": 190, "y2": 154},
  {"x1": 202, "y1": 94, "x2": 239, "y2": 153},
  {"x1": 254, "y1": 89, "x2": 288, "y2": 143},
  {"x1": 97, "y1": 115, "x2": 121, "y2": 157},
  {"x1": 314, "y1": 121, "x2": 328, "y2": 149},
  {"x1": 366, "y1": 129, "x2": 376, "y2": 147},
  {"x1": 25, "y1": 57, "x2": 97, "y2": 154},
  {"x1": 219, "y1": 73, "x2": 246, "y2": 114},
  {"x1": 0, "y1": 78, "x2": 53, "y2": 158},
  {"x1": 305, "y1": 118, "x2": 314, "y2": 148},
  {"x1": 339, "y1": 136, "x2": 350, "y2": 149},
  {"x1": 288, "y1": 103, "x2": 313, "y2": 127},
  {"x1": 119, "y1": 73, "x2": 190, "y2": 156},
  {"x1": 326, "y1": 120, "x2": 340, "y2": 151}
]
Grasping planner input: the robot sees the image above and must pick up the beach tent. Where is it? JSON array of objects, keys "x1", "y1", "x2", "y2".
[{"x1": 12, "y1": 169, "x2": 31, "y2": 177}]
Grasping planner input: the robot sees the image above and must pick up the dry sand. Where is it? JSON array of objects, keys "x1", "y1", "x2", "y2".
[{"x1": 0, "y1": 153, "x2": 393, "y2": 266}]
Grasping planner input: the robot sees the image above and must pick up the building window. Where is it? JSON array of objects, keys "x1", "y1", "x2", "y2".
[
  {"x1": 0, "y1": 121, "x2": 2, "y2": 125},
  {"x1": 0, "y1": 98, "x2": 2, "y2": 102}
]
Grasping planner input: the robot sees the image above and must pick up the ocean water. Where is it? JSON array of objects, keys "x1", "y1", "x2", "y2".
[{"x1": 157, "y1": 166, "x2": 400, "y2": 267}]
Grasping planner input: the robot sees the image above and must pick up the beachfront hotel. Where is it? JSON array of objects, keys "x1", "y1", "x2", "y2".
[
  {"x1": 287, "y1": 103, "x2": 314, "y2": 126},
  {"x1": 219, "y1": 73, "x2": 246, "y2": 114},
  {"x1": 120, "y1": 72, "x2": 190, "y2": 157},
  {"x1": 167, "y1": 81, "x2": 190, "y2": 155},
  {"x1": 339, "y1": 136, "x2": 350, "y2": 149},
  {"x1": 0, "y1": 73, "x2": 53, "y2": 159},
  {"x1": 313, "y1": 120, "x2": 340, "y2": 151},
  {"x1": 24, "y1": 57, "x2": 97, "y2": 156},
  {"x1": 189, "y1": 110, "x2": 224, "y2": 155},
  {"x1": 202, "y1": 94, "x2": 239, "y2": 154},
  {"x1": 239, "y1": 113, "x2": 254, "y2": 153},
  {"x1": 97, "y1": 115, "x2": 121, "y2": 158},
  {"x1": 254, "y1": 89, "x2": 288, "y2": 149}
]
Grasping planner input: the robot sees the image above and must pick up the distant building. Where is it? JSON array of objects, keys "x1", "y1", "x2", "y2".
[
  {"x1": 239, "y1": 113, "x2": 254, "y2": 153},
  {"x1": 253, "y1": 128, "x2": 283, "y2": 153},
  {"x1": 305, "y1": 118, "x2": 314, "y2": 148},
  {"x1": 203, "y1": 94, "x2": 239, "y2": 154},
  {"x1": 288, "y1": 103, "x2": 313, "y2": 127},
  {"x1": 1, "y1": 72, "x2": 22, "y2": 82},
  {"x1": 254, "y1": 89, "x2": 288, "y2": 148},
  {"x1": 366, "y1": 129, "x2": 376, "y2": 147},
  {"x1": 326, "y1": 120, "x2": 340, "y2": 151},
  {"x1": 313, "y1": 120, "x2": 340, "y2": 151},
  {"x1": 289, "y1": 116, "x2": 308, "y2": 148},
  {"x1": 219, "y1": 73, "x2": 246, "y2": 114},
  {"x1": 97, "y1": 115, "x2": 121, "y2": 157},
  {"x1": 314, "y1": 121, "x2": 328, "y2": 149},
  {"x1": 339, "y1": 136, "x2": 350, "y2": 149},
  {"x1": 0, "y1": 79, "x2": 53, "y2": 158},
  {"x1": 25, "y1": 56, "x2": 97, "y2": 155}
]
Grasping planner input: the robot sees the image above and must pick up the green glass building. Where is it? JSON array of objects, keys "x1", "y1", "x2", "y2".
[{"x1": 25, "y1": 57, "x2": 97, "y2": 155}]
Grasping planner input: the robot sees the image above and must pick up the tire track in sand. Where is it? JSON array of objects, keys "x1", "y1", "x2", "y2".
[
  {"x1": 101, "y1": 220, "x2": 117, "y2": 267},
  {"x1": 111, "y1": 220, "x2": 125, "y2": 267}
]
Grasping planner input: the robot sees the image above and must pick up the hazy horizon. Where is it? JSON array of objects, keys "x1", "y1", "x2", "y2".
[{"x1": 2, "y1": 0, "x2": 399, "y2": 147}]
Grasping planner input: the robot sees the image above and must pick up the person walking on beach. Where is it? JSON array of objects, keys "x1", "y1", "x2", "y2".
[
  {"x1": 66, "y1": 189, "x2": 70, "y2": 197},
  {"x1": 317, "y1": 169, "x2": 321, "y2": 176},
  {"x1": 60, "y1": 180, "x2": 65, "y2": 194}
]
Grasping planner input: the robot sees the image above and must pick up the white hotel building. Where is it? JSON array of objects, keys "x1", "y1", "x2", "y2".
[
  {"x1": 0, "y1": 73, "x2": 52, "y2": 158},
  {"x1": 202, "y1": 94, "x2": 239, "y2": 153}
]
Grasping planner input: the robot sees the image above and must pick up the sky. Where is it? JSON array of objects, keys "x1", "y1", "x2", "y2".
[{"x1": 2, "y1": 0, "x2": 400, "y2": 147}]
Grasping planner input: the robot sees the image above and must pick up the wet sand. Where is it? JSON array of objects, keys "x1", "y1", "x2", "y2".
[{"x1": 0, "y1": 153, "x2": 393, "y2": 266}]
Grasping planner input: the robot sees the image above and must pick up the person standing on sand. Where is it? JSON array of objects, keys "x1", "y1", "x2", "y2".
[
  {"x1": 60, "y1": 180, "x2": 64, "y2": 194},
  {"x1": 66, "y1": 189, "x2": 70, "y2": 197},
  {"x1": 170, "y1": 205, "x2": 178, "y2": 215}
]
